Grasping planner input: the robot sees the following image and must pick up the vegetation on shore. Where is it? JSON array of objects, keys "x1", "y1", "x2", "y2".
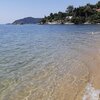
[{"x1": 41, "y1": 1, "x2": 100, "y2": 24}]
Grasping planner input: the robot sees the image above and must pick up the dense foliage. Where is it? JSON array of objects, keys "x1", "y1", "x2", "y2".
[{"x1": 41, "y1": 1, "x2": 100, "y2": 24}]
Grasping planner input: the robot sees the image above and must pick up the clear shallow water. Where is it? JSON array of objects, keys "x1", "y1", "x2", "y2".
[{"x1": 0, "y1": 24, "x2": 100, "y2": 100}]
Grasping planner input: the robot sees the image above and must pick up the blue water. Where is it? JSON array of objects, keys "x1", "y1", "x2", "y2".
[{"x1": 0, "y1": 24, "x2": 100, "y2": 100}]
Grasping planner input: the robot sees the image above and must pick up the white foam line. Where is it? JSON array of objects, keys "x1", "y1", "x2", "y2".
[{"x1": 83, "y1": 83, "x2": 100, "y2": 100}]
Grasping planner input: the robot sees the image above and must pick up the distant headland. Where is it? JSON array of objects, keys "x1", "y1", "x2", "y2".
[
  {"x1": 40, "y1": 1, "x2": 100, "y2": 24},
  {"x1": 12, "y1": 17, "x2": 42, "y2": 25}
]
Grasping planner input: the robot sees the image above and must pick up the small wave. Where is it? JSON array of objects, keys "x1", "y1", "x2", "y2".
[
  {"x1": 83, "y1": 83, "x2": 100, "y2": 100},
  {"x1": 88, "y1": 32, "x2": 100, "y2": 35}
]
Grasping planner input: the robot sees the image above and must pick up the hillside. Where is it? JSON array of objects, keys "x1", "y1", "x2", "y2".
[
  {"x1": 41, "y1": 1, "x2": 100, "y2": 24},
  {"x1": 12, "y1": 17, "x2": 42, "y2": 25}
]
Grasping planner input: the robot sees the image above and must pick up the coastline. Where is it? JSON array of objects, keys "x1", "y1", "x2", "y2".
[{"x1": 40, "y1": 22, "x2": 100, "y2": 25}]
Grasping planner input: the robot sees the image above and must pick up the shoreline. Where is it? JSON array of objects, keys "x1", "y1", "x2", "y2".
[
  {"x1": 79, "y1": 49, "x2": 100, "y2": 100},
  {"x1": 40, "y1": 22, "x2": 100, "y2": 25}
]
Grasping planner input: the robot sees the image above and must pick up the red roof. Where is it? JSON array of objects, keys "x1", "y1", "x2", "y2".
[{"x1": 96, "y1": 9, "x2": 100, "y2": 12}]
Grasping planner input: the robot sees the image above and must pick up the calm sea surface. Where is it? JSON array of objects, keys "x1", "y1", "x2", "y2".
[{"x1": 0, "y1": 24, "x2": 100, "y2": 100}]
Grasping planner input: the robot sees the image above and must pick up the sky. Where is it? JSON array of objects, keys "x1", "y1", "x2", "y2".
[{"x1": 0, "y1": 0, "x2": 99, "y2": 23}]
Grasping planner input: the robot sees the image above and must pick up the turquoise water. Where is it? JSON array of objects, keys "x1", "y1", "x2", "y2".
[{"x1": 0, "y1": 24, "x2": 100, "y2": 100}]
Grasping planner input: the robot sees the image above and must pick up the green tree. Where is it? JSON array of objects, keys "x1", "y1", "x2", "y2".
[
  {"x1": 96, "y1": 1, "x2": 100, "y2": 8},
  {"x1": 84, "y1": 5, "x2": 93, "y2": 18},
  {"x1": 66, "y1": 5, "x2": 74, "y2": 15}
]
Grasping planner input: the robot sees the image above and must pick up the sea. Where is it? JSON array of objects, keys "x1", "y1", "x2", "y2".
[{"x1": 0, "y1": 24, "x2": 100, "y2": 100}]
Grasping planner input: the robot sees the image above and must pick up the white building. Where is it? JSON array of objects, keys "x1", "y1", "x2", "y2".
[{"x1": 66, "y1": 16, "x2": 73, "y2": 19}]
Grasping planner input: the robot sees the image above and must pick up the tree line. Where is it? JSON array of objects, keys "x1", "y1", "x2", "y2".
[{"x1": 41, "y1": 1, "x2": 100, "y2": 24}]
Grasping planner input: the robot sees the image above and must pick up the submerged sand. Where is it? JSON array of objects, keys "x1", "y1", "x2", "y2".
[
  {"x1": 2, "y1": 48, "x2": 100, "y2": 100},
  {"x1": 1, "y1": 31, "x2": 100, "y2": 100}
]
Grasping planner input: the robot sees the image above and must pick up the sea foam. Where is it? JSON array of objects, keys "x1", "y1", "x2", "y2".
[{"x1": 83, "y1": 83, "x2": 100, "y2": 100}]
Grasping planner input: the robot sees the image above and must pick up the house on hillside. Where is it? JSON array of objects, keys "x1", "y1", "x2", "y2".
[{"x1": 66, "y1": 16, "x2": 73, "y2": 20}]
